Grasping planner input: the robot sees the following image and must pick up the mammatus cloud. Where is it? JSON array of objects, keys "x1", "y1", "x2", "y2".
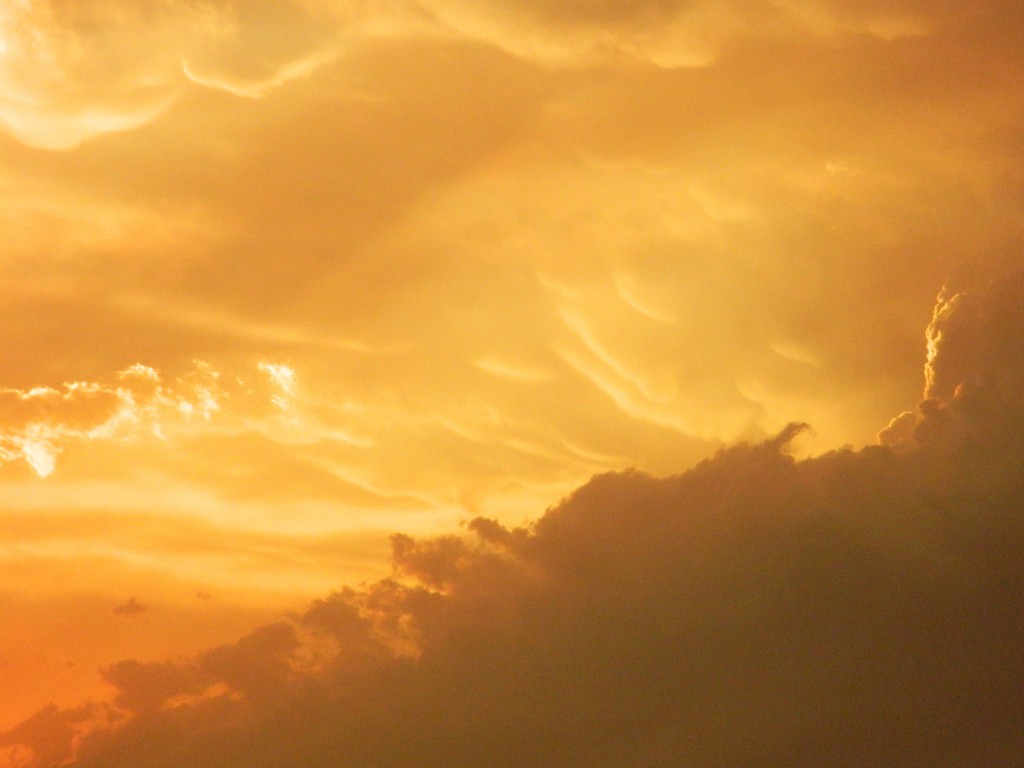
[
  {"x1": 179, "y1": 0, "x2": 343, "y2": 98},
  {"x1": 0, "y1": 0, "x2": 988, "y2": 149},
  {"x1": 0, "y1": 360, "x2": 295, "y2": 477},
  {"x1": 4, "y1": 270, "x2": 1022, "y2": 767},
  {"x1": 416, "y1": 0, "x2": 941, "y2": 67},
  {"x1": 0, "y1": 0, "x2": 343, "y2": 149}
]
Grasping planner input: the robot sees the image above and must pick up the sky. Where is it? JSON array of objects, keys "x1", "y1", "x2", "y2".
[{"x1": 0, "y1": 1, "x2": 1022, "y2": 764}]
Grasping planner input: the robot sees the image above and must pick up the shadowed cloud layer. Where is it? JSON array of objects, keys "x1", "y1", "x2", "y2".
[{"x1": 4, "y1": 270, "x2": 1022, "y2": 767}]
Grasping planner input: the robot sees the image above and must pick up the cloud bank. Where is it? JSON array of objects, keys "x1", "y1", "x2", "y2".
[{"x1": 5, "y1": 270, "x2": 1022, "y2": 767}]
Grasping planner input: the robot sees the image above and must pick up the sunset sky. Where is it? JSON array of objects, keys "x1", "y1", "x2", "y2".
[{"x1": 2, "y1": 1, "x2": 1023, "y2": 765}]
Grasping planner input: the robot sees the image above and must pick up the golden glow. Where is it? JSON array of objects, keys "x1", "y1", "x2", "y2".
[{"x1": 1, "y1": 0, "x2": 1023, "y2": 752}]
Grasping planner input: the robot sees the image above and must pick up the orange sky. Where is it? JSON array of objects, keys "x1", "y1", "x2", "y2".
[{"x1": 1, "y1": 1, "x2": 1023, "y2": 761}]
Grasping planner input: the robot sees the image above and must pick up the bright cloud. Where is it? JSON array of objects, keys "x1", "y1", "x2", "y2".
[
  {"x1": 0, "y1": 360, "x2": 296, "y2": 477},
  {"x1": 258, "y1": 362, "x2": 297, "y2": 411}
]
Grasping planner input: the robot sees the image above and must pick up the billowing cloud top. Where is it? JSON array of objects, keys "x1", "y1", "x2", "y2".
[
  {"x1": 924, "y1": 269, "x2": 1024, "y2": 416},
  {"x1": 4, "y1": 270, "x2": 1023, "y2": 768},
  {"x1": 880, "y1": 267, "x2": 1024, "y2": 449}
]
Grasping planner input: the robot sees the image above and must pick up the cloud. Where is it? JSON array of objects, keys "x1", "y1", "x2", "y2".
[
  {"x1": 2, "y1": 2, "x2": 1021, "y2": 735},
  {"x1": 413, "y1": 0, "x2": 959, "y2": 68},
  {"x1": 257, "y1": 362, "x2": 297, "y2": 411},
  {"x1": 2, "y1": 0, "x2": 1010, "y2": 149},
  {"x1": 880, "y1": 265, "x2": 1024, "y2": 450},
  {"x1": 0, "y1": 704, "x2": 100, "y2": 768},
  {"x1": 923, "y1": 267, "x2": 1024, "y2": 409},
  {"x1": 0, "y1": 0, "x2": 345, "y2": 149},
  {"x1": 0, "y1": 1, "x2": 190, "y2": 149},
  {"x1": 0, "y1": 360, "x2": 296, "y2": 477},
  {"x1": 180, "y1": 0, "x2": 342, "y2": 99},
  {"x1": 111, "y1": 598, "x2": 146, "y2": 618},
  {"x1": 417, "y1": 0, "x2": 722, "y2": 66},
  {"x1": 5, "y1": 271, "x2": 1023, "y2": 767}
]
